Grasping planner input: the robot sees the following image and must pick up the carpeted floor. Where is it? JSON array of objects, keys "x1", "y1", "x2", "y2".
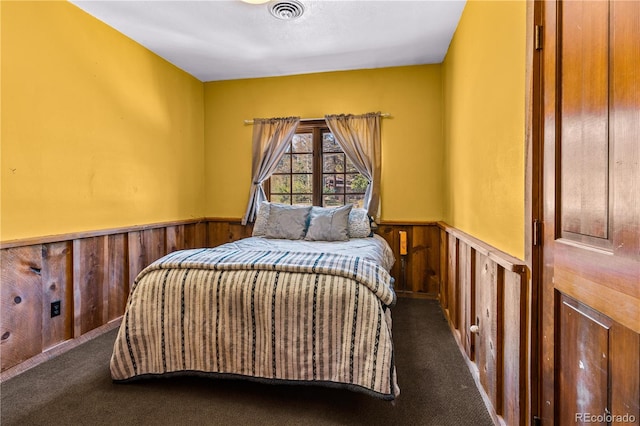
[{"x1": 1, "y1": 298, "x2": 493, "y2": 426}]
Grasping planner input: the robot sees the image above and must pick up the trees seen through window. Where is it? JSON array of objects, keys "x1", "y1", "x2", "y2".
[{"x1": 268, "y1": 121, "x2": 367, "y2": 208}]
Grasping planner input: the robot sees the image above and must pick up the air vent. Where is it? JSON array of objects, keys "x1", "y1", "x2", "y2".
[{"x1": 269, "y1": 0, "x2": 304, "y2": 20}]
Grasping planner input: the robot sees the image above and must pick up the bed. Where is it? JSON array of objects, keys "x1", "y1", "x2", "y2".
[{"x1": 110, "y1": 203, "x2": 399, "y2": 400}]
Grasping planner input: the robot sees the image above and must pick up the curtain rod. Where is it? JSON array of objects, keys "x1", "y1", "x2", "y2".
[{"x1": 243, "y1": 113, "x2": 390, "y2": 125}]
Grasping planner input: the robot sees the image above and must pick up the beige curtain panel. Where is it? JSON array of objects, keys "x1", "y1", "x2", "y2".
[
  {"x1": 324, "y1": 112, "x2": 382, "y2": 219},
  {"x1": 242, "y1": 116, "x2": 300, "y2": 225}
]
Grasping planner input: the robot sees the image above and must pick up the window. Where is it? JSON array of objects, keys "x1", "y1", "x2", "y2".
[{"x1": 267, "y1": 121, "x2": 367, "y2": 208}]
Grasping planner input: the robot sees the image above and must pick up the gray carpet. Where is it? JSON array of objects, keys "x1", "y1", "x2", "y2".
[{"x1": 1, "y1": 298, "x2": 493, "y2": 426}]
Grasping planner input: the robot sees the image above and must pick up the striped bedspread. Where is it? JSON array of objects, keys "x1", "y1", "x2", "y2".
[{"x1": 110, "y1": 246, "x2": 399, "y2": 399}]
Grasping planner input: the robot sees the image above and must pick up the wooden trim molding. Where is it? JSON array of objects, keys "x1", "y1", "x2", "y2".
[
  {"x1": 437, "y1": 222, "x2": 527, "y2": 273},
  {"x1": 0, "y1": 218, "x2": 208, "y2": 250},
  {"x1": 204, "y1": 217, "x2": 245, "y2": 223},
  {"x1": 378, "y1": 220, "x2": 439, "y2": 226}
]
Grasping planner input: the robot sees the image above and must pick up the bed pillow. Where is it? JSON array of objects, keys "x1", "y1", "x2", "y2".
[
  {"x1": 304, "y1": 204, "x2": 353, "y2": 241},
  {"x1": 264, "y1": 204, "x2": 312, "y2": 240},
  {"x1": 252, "y1": 201, "x2": 271, "y2": 237},
  {"x1": 348, "y1": 208, "x2": 372, "y2": 238}
]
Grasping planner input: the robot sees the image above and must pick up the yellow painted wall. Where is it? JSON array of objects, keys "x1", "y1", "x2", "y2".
[
  {"x1": 2, "y1": 0, "x2": 527, "y2": 259},
  {"x1": 204, "y1": 65, "x2": 444, "y2": 221},
  {"x1": 443, "y1": 0, "x2": 526, "y2": 259},
  {"x1": 1, "y1": 1, "x2": 205, "y2": 241}
]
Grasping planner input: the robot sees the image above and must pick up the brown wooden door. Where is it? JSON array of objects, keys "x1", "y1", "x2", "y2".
[{"x1": 540, "y1": 0, "x2": 640, "y2": 424}]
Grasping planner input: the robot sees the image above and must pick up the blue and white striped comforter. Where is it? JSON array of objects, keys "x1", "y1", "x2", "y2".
[{"x1": 110, "y1": 242, "x2": 399, "y2": 399}]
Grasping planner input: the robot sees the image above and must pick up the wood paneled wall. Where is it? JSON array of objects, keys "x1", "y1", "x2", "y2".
[
  {"x1": 206, "y1": 218, "x2": 254, "y2": 248},
  {"x1": 0, "y1": 220, "x2": 208, "y2": 374},
  {"x1": 376, "y1": 222, "x2": 441, "y2": 297},
  {"x1": 1, "y1": 218, "x2": 441, "y2": 375},
  {"x1": 439, "y1": 223, "x2": 530, "y2": 426},
  {"x1": 7, "y1": 218, "x2": 537, "y2": 423}
]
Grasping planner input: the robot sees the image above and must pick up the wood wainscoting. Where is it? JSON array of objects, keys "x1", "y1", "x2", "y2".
[
  {"x1": 1, "y1": 218, "x2": 440, "y2": 377},
  {"x1": 376, "y1": 221, "x2": 441, "y2": 298},
  {"x1": 439, "y1": 222, "x2": 531, "y2": 426},
  {"x1": 3, "y1": 217, "x2": 533, "y2": 422},
  {"x1": 0, "y1": 219, "x2": 209, "y2": 377}
]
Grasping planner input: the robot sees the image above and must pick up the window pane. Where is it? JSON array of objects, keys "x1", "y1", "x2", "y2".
[
  {"x1": 272, "y1": 194, "x2": 291, "y2": 204},
  {"x1": 323, "y1": 194, "x2": 344, "y2": 207},
  {"x1": 346, "y1": 194, "x2": 365, "y2": 209},
  {"x1": 274, "y1": 154, "x2": 291, "y2": 174},
  {"x1": 323, "y1": 174, "x2": 347, "y2": 194},
  {"x1": 347, "y1": 173, "x2": 368, "y2": 193},
  {"x1": 322, "y1": 133, "x2": 341, "y2": 152},
  {"x1": 323, "y1": 153, "x2": 344, "y2": 173},
  {"x1": 292, "y1": 154, "x2": 312, "y2": 173},
  {"x1": 292, "y1": 194, "x2": 312, "y2": 206},
  {"x1": 323, "y1": 175, "x2": 336, "y2": 193},
  {"x1": 346, "y1": 158, "x2": 358, "y2": 173},
  {"x1": 271, "y1": 175, "x2": 290, "y2": 194},
  {"x1": 292, "y1": 174, "x2": 312, "y2": 193},
  {"x1": 292, "y1": 134, "x2": 312, "y2": 153}
]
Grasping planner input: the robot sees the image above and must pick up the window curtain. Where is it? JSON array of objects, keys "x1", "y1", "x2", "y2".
[
  {"x1": 324, "y1": 112, "x2": 381, "y2": 218},
  {"x1": 242, "y1": 116, "x2": 300, "y2": 225}
]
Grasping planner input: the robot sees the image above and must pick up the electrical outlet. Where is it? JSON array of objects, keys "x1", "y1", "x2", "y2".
[{"x1": 51, "y1": 301, "x2": 61, "y2": 318}]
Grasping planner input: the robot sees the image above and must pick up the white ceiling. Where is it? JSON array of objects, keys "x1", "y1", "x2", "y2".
[{"x1": 70, "y1": 0, "x2": 466, "y2": 82}]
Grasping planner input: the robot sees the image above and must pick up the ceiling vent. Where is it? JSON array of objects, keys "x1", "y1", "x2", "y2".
[{"x1": 269, "y1": 0, "x2": 305, "y2": 20}]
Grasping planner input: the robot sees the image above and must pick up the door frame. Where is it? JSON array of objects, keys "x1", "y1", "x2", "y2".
[{"x1": 525, "y1": 0, "x2": 544, "y2": 423}]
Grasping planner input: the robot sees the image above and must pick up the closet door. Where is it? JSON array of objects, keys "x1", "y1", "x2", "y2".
[{"x1": 541, "y1": 0, "x2": 639, "y2": 424}]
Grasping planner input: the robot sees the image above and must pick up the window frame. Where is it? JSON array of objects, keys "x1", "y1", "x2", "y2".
[{"x1": 265, "y1": 120, "x2": 366, "y2": 207}]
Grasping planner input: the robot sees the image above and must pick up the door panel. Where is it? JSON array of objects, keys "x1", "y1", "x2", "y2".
[
  {"x1": 557, "y1": 295, "x2": 611, "y2": 425},
  {"x1": 610, "y1": 325, "x2": 640, "y2": 426},
  {"x1": 560, "y1": 0, "x2": 610, "y2": 243},
  {"x1": 541, "y1": 0, "x2": 640, "y2": 424}
]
